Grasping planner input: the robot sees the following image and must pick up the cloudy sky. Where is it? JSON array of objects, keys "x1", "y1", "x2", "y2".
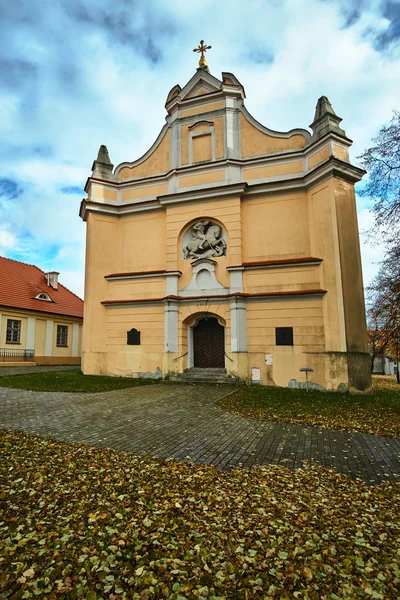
[{"x1": 1, "y1": 0, "x2": 399, "y2": 298}]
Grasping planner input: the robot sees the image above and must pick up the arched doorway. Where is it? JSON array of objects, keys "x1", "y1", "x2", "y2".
[{"x1": 193, "y1": 317, "x2": 225, "y2": 368}]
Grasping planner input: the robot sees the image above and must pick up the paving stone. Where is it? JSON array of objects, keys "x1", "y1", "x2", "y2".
[{"x1": 0, "y1": 383, "x2": 399, "y2": 485}]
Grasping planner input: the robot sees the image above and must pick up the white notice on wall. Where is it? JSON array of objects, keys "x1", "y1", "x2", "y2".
[
  {"x1": 265, "y1": 354, "x2": 273, "y2": 366},
  {"x1": 251, "y1": 368, "x2": 261, "y2": 381}
]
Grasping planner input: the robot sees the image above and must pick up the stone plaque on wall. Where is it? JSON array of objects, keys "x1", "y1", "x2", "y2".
[{"x1": 182, "y1": 220, "x2": 227, "y2": 260}]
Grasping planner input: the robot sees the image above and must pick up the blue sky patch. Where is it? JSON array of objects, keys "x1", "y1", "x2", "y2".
[{"x1": 0, "y1": 179, "x2": 24, "y2": 200}]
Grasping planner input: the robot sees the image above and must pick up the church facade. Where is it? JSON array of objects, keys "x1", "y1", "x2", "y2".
[{"x1": 80, "y1": 55, "x2": 371, "y2": 392}]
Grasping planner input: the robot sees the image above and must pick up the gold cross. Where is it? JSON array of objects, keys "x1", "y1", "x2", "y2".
[{"x1": 193, "y1": 40, "x2": 212, "y2": 68}]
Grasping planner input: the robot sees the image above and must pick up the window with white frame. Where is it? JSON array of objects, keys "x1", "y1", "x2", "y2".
[
  {"x1": 56, "y1": 325, "x2": 68, "y2": 347},
  {"x1": 6, "y1": 319, "x2": 21, "y2": 344}
]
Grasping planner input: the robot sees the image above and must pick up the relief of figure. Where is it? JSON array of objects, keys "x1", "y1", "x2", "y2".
[{"x1": 183, "y1": 220, "x2": 227, "y2": 259}]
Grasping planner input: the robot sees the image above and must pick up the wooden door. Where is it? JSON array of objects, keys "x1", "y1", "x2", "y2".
[{"x1": 193, "y1": 318, "x2": 225, "y2": 368}]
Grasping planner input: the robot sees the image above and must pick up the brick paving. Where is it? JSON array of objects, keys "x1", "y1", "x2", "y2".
[{"x1": 0, "y1": 383, "x2": 399, "y2": 485}]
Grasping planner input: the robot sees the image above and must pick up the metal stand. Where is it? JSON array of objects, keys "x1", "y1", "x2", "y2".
[{"x1": 299, "y1": 367, "x2": 314, "y2": 392}]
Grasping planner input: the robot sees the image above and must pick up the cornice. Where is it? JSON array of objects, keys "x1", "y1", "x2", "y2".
[
  {"x1": 245, "y1": 156, "x2": 365, "y2": 198},
  {"x1": 79, "y1": 157, "x2": 365, "y2": 220},
  {"x1": 159, "y1": 182, "x2": 248, "y2": 206},
  {"x1": 227, "y1": 257, "x2": 323, "y2": 271},
  {"x1": 86, "y1": 143, "x2": 356, "y2": 191},
  {"x1": 307, "y1": 130, "x2": 354, "y2": 150},
  {"x1": 79, "y1": 198, "x2": 161, "y2": 221},
  {"x1": 101, "y1": 288, "x2": 327, "y2": 308},
  {"x1": 105, "y1": 270, "x2": 181, "y2": 281}
]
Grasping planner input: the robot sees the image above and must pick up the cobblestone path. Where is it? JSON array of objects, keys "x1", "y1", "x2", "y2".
[{"x1": 1, "y1": 384, "x2": 399, "y2": 485}]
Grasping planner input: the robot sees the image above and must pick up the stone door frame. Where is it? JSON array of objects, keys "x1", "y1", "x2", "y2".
[{"x1": 187, "y1": 313, "x2": 226, "y2": 369}]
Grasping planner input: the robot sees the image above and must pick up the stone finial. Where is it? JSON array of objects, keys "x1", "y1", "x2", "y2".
[
  {"x1": 309, "y1": 96, "x2": 346, "y2": 139},
  {"x1": 91, "y1": 144, "x2": 116, "y2": 182}
]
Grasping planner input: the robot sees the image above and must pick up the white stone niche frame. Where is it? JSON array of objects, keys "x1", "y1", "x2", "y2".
[
  {"x1": 188, "y1": 121, "x2": 216, "y2": 165},
  {"x1": 187, "y1": 313, "x2": 226, "y2": 369},
  {"x1": 180, "y1": 258, "x2": 229, "y2": 297}
]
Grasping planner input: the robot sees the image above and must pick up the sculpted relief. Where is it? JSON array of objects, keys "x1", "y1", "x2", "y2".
[{"x1": 183, "y1": 220, "x2": 227, "y2": 259}]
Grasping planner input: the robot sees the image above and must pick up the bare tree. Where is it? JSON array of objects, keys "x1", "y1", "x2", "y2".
[
  {"x1": 367, "y1": 250, "x2": 400, "y2": 374},
  {"x1": 358, "y1": 110, "x2": 400, "y2": 243}
]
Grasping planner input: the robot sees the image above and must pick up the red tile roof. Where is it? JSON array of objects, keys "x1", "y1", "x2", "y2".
[{"x1": 0, "y1": 257, "x2": 83, "y2": 318}]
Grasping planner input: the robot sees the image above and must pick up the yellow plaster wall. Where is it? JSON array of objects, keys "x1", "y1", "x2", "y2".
[
  {"x1": 82, "y1": 214, "x2": 119, "y2": 365},
  {"x1": 246, "y1": 299, "x2": 325, "y2": 386},
  {"x1": 214, "y1": 117, "x2": 224, "y2": 159},
  {"x1": 108, "y1": 278, "x2": 165, "y2": 301},
  {"x1": 35, "y1": 319, "x2": 46, "y2": 356},
  {"x1": 178, "y1": 169, "x2": 226, "y2": 189},
  {"x1": 193, "y1": 134, "x2": 212, "y2": 163},
  {"x1": 119, "y1": 211, "x2": 166, "y2": 273},
  {"x1": 307, "y1": 180, "x2": 346, "y2": 354},
  {"x1": 243, "y1": 161, "x2": 303, "y2": 181},
  {"x1": 82, "y1": 211, "x2": 166, "y2": 373},
  {"x1": 242, "y1": 194, "x2": 310, "y2": 262},
  {"x1": 181, "y1": 117, "x2": 224, "y2": 165},
  {"x1": 181, "y1": 125, "x2": 190, "y2": 165},
  {"x1": 334, "y1": 178, "x2": 368, "y2": 353},
  {"x1": 308, "y1": 145, "x2": 330, "y2": 169},
  {"x1": 181, "y1": 101, "x2": 224, "y2": 118},
  {"x1": 166, "y1": 196, "x2": 242, "y2": 289},
  {"x1": 240, "y1": 114, "x2": 307, "y2": 158},
  {"x1": 93, "y1": 186, "x2": 118, "y2": 201},
  {"x1": 333, "y1": 144, "x2": 349, "y2": 162},
  {"x1": 118, "y1": 129, "x2": 170, "y2": 180},
  {"x1": 121, "y1": 183, "x2": 168, "y2": 202},
  {"x1": 243, "y1": 266, "x2": 321, "y2": 294},
  {"x1": 104, "y1": 305, "x2": 164, "y2": 376}
]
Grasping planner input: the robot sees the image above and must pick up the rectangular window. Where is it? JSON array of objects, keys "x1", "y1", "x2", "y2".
[
  {"x1": 6, "y1": 319, "x2": 21, "y2": 344},
  {"x1": 57, "y1": 325, "x2": 68, "y2": 347},
  {"x1": 276, "y1": 327, "x2": 293, "y2": 346}
]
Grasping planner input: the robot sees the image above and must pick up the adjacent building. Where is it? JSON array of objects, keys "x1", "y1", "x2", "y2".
[
  {"x1": 80, "y1": 50, "x2": 370, "y2": 392},
  {"x1": 0, "y1": 257, "x2": 83, "y2": 366}
]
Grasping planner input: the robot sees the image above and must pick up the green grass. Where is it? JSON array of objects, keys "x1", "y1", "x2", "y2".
[
  {"x1": 218, "y1": 375, "x2": 400, "y2": 438},
  {"x1": 0, "y1": 369, "x2": 161, "y2": 393},
  {"x1": 1, "y1": 430, "x2": 399, "y2": 599}
]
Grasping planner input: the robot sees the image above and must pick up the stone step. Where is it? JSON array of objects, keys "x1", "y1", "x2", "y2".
[
  {"x1": 170, "y1": 371, "x2": 241, "y2": 385},
  {"x1": 169, "y1": 377, "x2": 241, "y2": 385},
  {"x1": 184, "y1": 368, "x2": 227, "y2": 375}
]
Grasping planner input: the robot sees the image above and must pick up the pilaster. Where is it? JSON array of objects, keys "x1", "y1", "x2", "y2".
[
  {"x1": 164, "y1": 300, "x2": 179, "y2": 352},
  {"x1": 230, "y1": 297, "x2": 247, "y2": 352},
  {"x1": 72, "y1": 323, "x2": 80, "y2": 357},
  {"x1": 26, "y1": 317, "x2": 35, "y2": 350},
  {"x1": 45, "y1": 320, "x2": 53, "y2": 356}
]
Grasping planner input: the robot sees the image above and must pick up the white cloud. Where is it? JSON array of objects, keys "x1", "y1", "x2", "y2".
[{"x1": 0, "y1": 225, "x2": 16, "y2": 254}]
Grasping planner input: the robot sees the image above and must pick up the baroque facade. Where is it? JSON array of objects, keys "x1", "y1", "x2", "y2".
[{"x1": 80, "y1": 57, "x2": 370, "y2": 392}]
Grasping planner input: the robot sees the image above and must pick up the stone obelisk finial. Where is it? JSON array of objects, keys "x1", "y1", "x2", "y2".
[
  {"x1": 91, "y1": 145, "x2": 116, "y2": 182},
  {"x1": 310, "y1": 96, "x2": 347, "y2": 140}
]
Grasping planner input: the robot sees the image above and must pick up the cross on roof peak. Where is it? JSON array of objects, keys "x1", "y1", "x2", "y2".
[{"x1": 193, "y1": 40, "x2": 212, "y2": 68}]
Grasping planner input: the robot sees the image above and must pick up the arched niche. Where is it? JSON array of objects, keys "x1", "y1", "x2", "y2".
[{"x1": 181, "y1": 218, "x2": 228, "y2": 260}]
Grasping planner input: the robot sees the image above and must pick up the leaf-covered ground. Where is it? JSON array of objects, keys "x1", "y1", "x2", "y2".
[
  {"x1": 1, "y1": 430, "x2": 399, "y2": 599},
  {"x1": 218, "y1": 376, "x2": 400, "y2": 438},
  {"x1": 0, "y1": 370, "x2": 161, "y2": 393}
]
